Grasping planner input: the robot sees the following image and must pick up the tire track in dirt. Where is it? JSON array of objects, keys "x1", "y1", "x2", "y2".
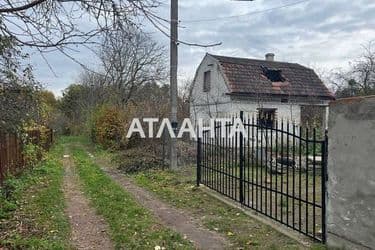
[
  {"x1": 92, "y1": 154, "x2": 230, "y2": 250},
  {"x1": 62, "y1": 151, "x2": 114, "y2": 250}
]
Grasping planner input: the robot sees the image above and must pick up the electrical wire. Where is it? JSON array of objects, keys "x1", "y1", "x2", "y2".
[{"x1": 182, "y1": 0, "x2": 310, "y2": 23}]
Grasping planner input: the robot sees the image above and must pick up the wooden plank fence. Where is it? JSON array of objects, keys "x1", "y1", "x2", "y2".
[{"x1": 0, "y1": 129, "x2": 53, "y2": 184}]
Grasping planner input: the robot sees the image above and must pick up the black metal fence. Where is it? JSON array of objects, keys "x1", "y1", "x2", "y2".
[{"x1": 196, "y1": 111, "x2": 328, "y2": 242}]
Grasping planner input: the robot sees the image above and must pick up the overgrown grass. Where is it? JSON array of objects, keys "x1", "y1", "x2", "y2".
[
  {"x1": 131, "y1": 168, "x2": 326, "y2": 249},
  {"x1": 72, "y1": 147, "x2": 193, "y2": 249},
  {"x1": 66, "y1": 136, "x2": 326, "y2": 249},
  {"x1": 0, "y1": 140, "x2": 71, "y2": 249}
]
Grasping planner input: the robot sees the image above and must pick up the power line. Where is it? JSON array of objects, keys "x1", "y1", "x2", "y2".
[{"x1": 182, "y1": 0, "x2": 310, "y2": 23}]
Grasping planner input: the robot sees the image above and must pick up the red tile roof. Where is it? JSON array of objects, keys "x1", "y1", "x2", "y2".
[{"x1": 210, "y1": 54, "x2": 335, "y2": 100}]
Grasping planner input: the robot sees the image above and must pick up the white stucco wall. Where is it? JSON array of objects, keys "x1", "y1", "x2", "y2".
[
  {"x1": 198, "y1": 101, "x2": 301, "y2": 122},
  {"x1": 190, "y1": 54, "x2": 230, "y2": 122}
]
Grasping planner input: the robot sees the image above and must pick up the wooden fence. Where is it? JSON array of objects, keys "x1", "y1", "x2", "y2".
[{"x1": 0, "y1": 129, "x2": 53, "y2": 184}]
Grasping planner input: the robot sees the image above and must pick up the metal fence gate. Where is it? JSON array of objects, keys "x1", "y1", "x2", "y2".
[{"x1": 196, "y1": 111, "x2": 328, "y2": 242}]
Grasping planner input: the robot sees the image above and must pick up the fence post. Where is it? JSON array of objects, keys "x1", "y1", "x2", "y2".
[
  {"x1": 196, "y1": 137, "x2": 202, "y2": 187},
  {"x1": 239, "y1": 111, "x2": 244, "y2": 204},
  {"x1": 321, "y1": 129, "x2": 328, "y2": 243}
]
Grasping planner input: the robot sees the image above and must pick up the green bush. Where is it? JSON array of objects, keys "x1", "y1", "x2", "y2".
[
  {"x1": 0, "y1": 178, "x2": 19, "y2": 219},
  {"x1": 23, "y1": 142, "x2": 45, "y2": 167}
]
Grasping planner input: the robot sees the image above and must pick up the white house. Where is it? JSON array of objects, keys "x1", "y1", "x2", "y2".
[{"x1": 190, "y1": 53, "x2": 335, "y2": 129}]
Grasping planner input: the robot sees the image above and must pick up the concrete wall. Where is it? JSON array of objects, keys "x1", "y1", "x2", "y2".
[{"x1": 327, "y1": 96, "x2": 375, "y2": 250}]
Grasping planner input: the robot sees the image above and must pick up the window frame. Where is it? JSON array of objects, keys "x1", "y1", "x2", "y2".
[
  {"x1": 203, "y1": 70, "x2": 211, "y2": 92},
  {"x1": 257, "y1": 108, "x2": 277, "y2": 129}
]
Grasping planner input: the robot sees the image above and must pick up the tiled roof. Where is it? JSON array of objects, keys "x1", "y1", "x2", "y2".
[{"x1": 209, "y1": 54, "x2": 335, "y2": 99}]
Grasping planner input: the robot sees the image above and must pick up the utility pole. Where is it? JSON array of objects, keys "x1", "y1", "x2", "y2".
[
  {"x1": 168, "y1": 0, "x2": 254, "y2": 170},
  {"x1": 170, "y1": 0, "x2": 178, "y2": 170}
]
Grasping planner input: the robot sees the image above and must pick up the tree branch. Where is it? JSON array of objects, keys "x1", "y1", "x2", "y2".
[{"x1": 0, "y1": 0, "x2": 47, "y2": 13}]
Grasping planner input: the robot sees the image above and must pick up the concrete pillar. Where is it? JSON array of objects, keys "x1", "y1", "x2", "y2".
[{"x1": 327, "y1": 96, "x2": 375, "y2": 249}]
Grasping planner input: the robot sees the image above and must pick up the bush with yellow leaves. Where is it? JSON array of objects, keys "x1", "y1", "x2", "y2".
[{"x1": 90, "y1": 105, "x2": 124, "y2": 149}]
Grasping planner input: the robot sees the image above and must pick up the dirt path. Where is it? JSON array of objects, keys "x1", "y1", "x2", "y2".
[
  {"x1": 62, "y1": 151, "x2": 114, "y2": 250},
  {"x1": 93, "y1": 155, "x2": 230, "y2": 250}
]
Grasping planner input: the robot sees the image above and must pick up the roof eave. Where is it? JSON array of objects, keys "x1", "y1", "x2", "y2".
[{"x1": 227, "y1": 92, "x2": 336, "y2": 101}]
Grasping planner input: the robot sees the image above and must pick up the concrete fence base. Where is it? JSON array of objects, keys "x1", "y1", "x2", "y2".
[{"x1": 327, "y1": 96, "x2": 375, "y2": 250}]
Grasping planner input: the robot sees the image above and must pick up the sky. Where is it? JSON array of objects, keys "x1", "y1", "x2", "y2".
[{"x1": 29, "y1": 0, "x2": 375, "y2": 96}]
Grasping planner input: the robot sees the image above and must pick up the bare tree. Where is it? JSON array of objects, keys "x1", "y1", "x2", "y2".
[
  {"x1": 0, "y1": 0, "x2": 162, "y2": 133},
  {"x1": 0, "y1": 1, "x2": 160, "y2": 48},
  {"x1": 78, "y1": 70, "x2": 108, "y2": 108},
  {"x1": 0, "y1": 0, "x2": 166, "y2": 76},
  {"x1": 332, "y1": 41, "x2": 375, "y2": 97},
  {"x1": 0, "y1": 36, "x2": 40, "y2": 133},
  {"x1": 0, "y1": 0, "x2": 220, "y2": 73},
  {"x1": 99, "y1": 28, "x2": 166, "y2": 106}
]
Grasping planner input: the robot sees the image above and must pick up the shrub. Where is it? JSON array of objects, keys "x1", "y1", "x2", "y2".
[
  {"x1": 91, "y1": 105, "x2": 124, "y2": 149},
  {"x1": 90, "y1": 104, "x2": 145, "y2": 150},
  {"x1": 0, "y1": 177, "x2": 21, "y2": 219},
  {"x1": 24, "y1": 124, "x2": 53, "y2": 150},
  {"x1": 0, "y1": 193, "x2": 16, "y2": 220},
  {"x1": 23, "y1": 142, "x2": 45, "y2": 167},
  {"x1": 114, "y1": 148, "x2": 167, "y2": 173}
]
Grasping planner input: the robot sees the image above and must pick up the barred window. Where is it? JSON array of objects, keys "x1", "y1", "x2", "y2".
[{"x1": 258, "y1": 108, "x2": 277, "y2": 128}]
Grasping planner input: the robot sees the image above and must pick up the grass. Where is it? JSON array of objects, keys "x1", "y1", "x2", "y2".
[
  {"x1": 201, "y1": 163, "x2": 323, "y2": 237},
  {"x1": 0, "y1": 140, "x2": 71, "y2": 249},
  {"x1": 54, "y1": 136, "x2": 326, "y2": 249},
  {"x1": 71, "y1": 145, "x2": 193, "y2": 249},
  {"x1": 129, "y1": 167, "x2": 307, "y2": 249}
]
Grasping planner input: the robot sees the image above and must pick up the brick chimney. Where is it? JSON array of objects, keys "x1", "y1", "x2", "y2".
[{"x1": 265, "y1": 53, "x2": 275, "y2": 62}]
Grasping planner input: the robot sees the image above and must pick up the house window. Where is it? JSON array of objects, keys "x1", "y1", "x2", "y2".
[
  {"x1": 258, "y1": 108, "x2": 277, "y2": 128},
  {"x1": 281, "y1": 98, "x2": 288, "y2": 103},
  {"x1": 203, "y1": 70, "x2": 211, "y2": 92}
]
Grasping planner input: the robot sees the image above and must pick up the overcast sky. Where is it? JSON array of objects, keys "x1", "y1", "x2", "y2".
[{"x1": 30, "y1": 0, "x2": 375, "y2": 96}]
